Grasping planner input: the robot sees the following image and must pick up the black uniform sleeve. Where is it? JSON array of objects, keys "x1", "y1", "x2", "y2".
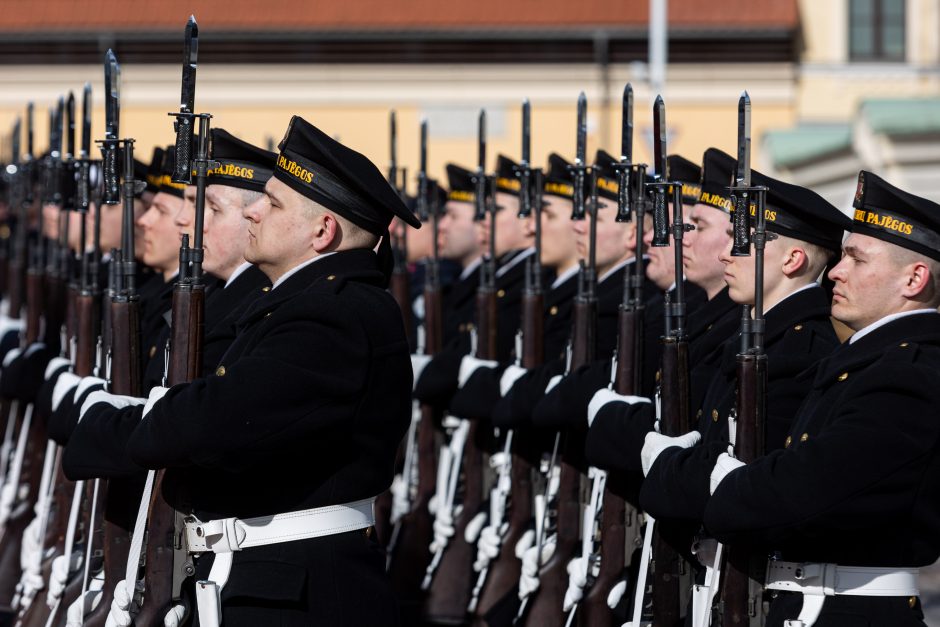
[
  {"x1": 449, "y1": 364, "x2": 504, "y2": 421},
  {"x1": 63, "y1": 403, "x2": 147, "y2": 479},
  {"x1": 704, "y1": 359, "x2": 940, "y2": 548},
  {"x1": 492, "y1": 358, "x2": 564, "y2": 429},
  {"x1": 584, "y1": 400, "x2": 655, "y2": 473},
  {"x1": 531, "y1": 360, "x2": 610, "y2": 430}
]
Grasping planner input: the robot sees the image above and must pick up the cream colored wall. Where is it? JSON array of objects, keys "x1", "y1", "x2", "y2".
[{"x1": 0, "y1": 61, "x2": 795, "y2": 187}]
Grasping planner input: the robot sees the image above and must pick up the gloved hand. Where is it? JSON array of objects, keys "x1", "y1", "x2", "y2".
[
  {"x1": 2, "y1": 346, "x2": 22, "y2": 369},
  {"x1": 47, "y1": 550, "x2": 82, "y2": 606},
  {"x1": 607, "y1": 578, "x2": 628, "y2": 609},
  {"x1": 563, "y1": 554, "x2": 590, "y2": 611},
  {"x1": 142, "y1": 386, "x2": 169, "y2": 418},
  {"x1": 518, "y1": 536, "x2": 556, "y2": 600},
  {"x1": 587, "y1": 388, "x2": 650, "y2": 427},
  {"x1": 499, "y1": 364, "x2": 527, "y2": 397},
  {"x1": 641, "y1": 430, "x2": 701, "y2": 476},
  {"x1": 163, "y1": 600, "x2": 189, "y2": 627},
  {"x1": 457, "y1": 354, "x2": 498, "y2": 389},
  {"x1": 52, "y1": 373, "x2": 82, "y2": 413},
  {"x1": 464, "y1": 511, "x2": 488, "y2": 544},
  {"x1": 410, "y1": 354, "x2": 432, "y2": 386},
  {"x1": 109, "y1": 578, "x2": 142, "y2": 627},
  {"x1": 709, "y1": 452, "x2": 745, "y2": 495},
  {"x1": 80, "y1": 391, "x2": 145, "y2": 422},
  {"x1": 544, "y1": 374, "x2": 564, "y2": 394}
]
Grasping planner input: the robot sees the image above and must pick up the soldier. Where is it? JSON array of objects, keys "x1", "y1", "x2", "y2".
[
  {"x1": 704, "y1": 171, "x2": 940, "y2": 627},
  {"x1": 70, "y1": 115, "x2": 419, "y2": 627}
]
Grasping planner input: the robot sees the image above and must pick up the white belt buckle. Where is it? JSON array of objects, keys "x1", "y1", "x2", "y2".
[{"x1": 185, "y1": 516, "x2": 246, "y2": 554}]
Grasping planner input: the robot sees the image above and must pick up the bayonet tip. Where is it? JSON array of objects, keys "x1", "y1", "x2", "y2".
[
  {"x1": 624, "y1": 83, "x2": 633, "y2": 96},
  {"x1": 578, "y1": 91, "x2": 586, "y2": 103},
  {"x1": 655, "y1": 94, "x2": 664, "y2": 105},
  {"x1": 523, "y1": 97, "x2": 530, "y2": 107}
]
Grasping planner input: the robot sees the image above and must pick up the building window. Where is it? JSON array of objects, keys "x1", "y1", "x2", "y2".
[{"x1": 849, "y1": 0, "x2": 906, "y2": 61}]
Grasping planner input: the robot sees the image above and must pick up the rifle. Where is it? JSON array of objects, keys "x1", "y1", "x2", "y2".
[
  {"x1": 715, "y1": 92, "x2": 768, "y2": 627},
  {"x1": 628, "y1": 95, "x2": 695, "y2": 627},
  {"x1": 520, "y1": 91, "x2": 595, "y2": 627},
  {"x1": 423, "y1": 109, "x2": 493, "y2": 624},
  {"x1": 133, "y1": 18, "x2": 207, "y2": 624},
  {"x1": 387, "y1": 110, "x2": 412, "y2": 343},
  {"x1": 578, "y1": 83, "x2": 647, "y2": 627},
  {"x1": 470, "y1": 98, "x2": 542, "y2": 619},
  {"x1": 387, "y1": 120, "x2": 440, "y2": 615}
]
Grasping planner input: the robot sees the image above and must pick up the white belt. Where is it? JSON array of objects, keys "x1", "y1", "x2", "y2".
[
  {"x1": 766, "y1": 561, "x2": 919, "y2": 627},
  {"x1": 188, "y1": 497, "x2": 376, "y2": 627}
]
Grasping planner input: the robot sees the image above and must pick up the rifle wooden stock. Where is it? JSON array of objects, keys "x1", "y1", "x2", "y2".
[
  {"x1": 73, "y1": 293, "x2": 98, "y2": 378},
  {"x1": 581, "y1": 306, "x2": 644, "y2": 626},
  {"x1": 718, "y1": 354, "x2": 766, "y2": 627},
  {"x1": 424, "y1": 283, "x2": 495, "y2": 622},
  {"x1": 390, "y1": 268, "x2": 412, "y2": 345},
  {"x1": 388, "y1": 278, "x2": 442, "y2": 607},
  {"x1": 42, "y1": 274, "x2": 65, "y2": 350},
  {"x1": 7, "y1": 257, "x2": 24, "y2": 322},
  {"x1": 473, "y1": 288, "x2": 542, "y2": 619},
  {"x1": 649, "y1": 337, "x2": 691, "y2": 626},
  {"x1": 64, "y1": 285, "x2": 78, "y2": 352},
  {"x1": 133, "y1": 284, "x2": 204, "y2": 626},
  {"x1": 24, "y1": 270, "x2": 42, "y2": 345},
  {"x1": 0, "y1": 403, "x2": 33, "y2": 608},
  {"x1": 83, "y1": 298, "x2": 141, "y2": 627},
  {"x1": 523, "y1": 296, "x2": 595, "y2": 627}
]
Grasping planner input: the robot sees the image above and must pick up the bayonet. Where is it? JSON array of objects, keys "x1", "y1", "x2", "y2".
[
  {"x1": 66, "y1": 92, "x2": 75, "y2": 158},
  {"x1": 650, "y1": 95, "x2": 669, "y2": 246},
  {"x1": 731, "y1": 91, "x2": 752, "y2": 256},
  {"x1": 474, "y1": 109, "x2": 487, "y2": 221},
  {"x1": 615, "y1": 83, "x2": 634, "y2": 223},
  {"x1": 516, "y1": 99, "x2": 533, "y2": 218},
  {"x1": 388, "y1": 110, "x2": 398, "y2": 190},
  {"x1": 171, "y1": 15, "x2": 198, "y2": 183},
  {"x1": 570, "y1": 92, "x2": 587, "y2": 219},
  {"x1": 417, "y1": 119, "x2": 428, "y2": 221},
  {"x1": 100, "y1": 50, "x2": 121, "y2": 205},
  {"x1": 76, "y1": 84, "x2": 92, "y2": 215}
]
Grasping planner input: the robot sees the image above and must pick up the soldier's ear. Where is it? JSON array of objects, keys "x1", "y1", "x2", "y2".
[
  {"x1": 312, "y1": 212, "x2": 339, "y2": 253},
  {"x1": 902, "y1": 260, "x2": 932, "y2": 300},
  {"x1": 781, "y1": 245, "x2": 807, "y2": 278}
]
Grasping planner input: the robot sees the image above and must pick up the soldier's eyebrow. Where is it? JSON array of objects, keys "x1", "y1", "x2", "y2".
[{"x1": 843, "y1": 244, "x2": 866, "y2": 259}]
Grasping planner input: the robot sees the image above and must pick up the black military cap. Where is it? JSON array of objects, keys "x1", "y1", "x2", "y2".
[
  {"x1": 274, "y1": 115, "x2": 419, "y2": 235},
  {"x1": 445, "y1": 163, "x2": 477, "y2": 204},
  {"x1": 207, "y1": 129, "x2": 275, "y2": 193},
  {"x1": 407, "y1": 178, "x2": 448, "y2": 223},
  {"x1": 734, "y1": 170, "x2": 850, "y2": 252},
  {"x1": 149, "y1": 147, "x2": 185, "y2": 198},
  {"x1": 544, "y1": 153, "x2": 575, "y2": 200},
  {"x1": 697, "y1": 148, "x2": 735, "y2": 214},
  {"x1": 495, "y1": 155, "x2": 522, "y2": 195},
  {"x1": 851, "y1": 171, "x2": 940, "y2": 261},
  {"x1": 144, "y1": 147, "x2": 165, "y2": 195},
  {"x1": 667, "y1": 154, "x2": 702, "y2": 205},
  {"x1": 592, "y1": 150, "x2": 621, "y2": 203}
]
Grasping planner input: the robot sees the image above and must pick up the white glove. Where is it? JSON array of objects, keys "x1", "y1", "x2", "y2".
[
  {"x1": 518, "y1": 536, "x2": 556, "y2": 600},
  {"x1": 2, "y1": 346, "x2": 22, "y2": 368},
  {"x1": 475, "y1": 523, "x2": 503, "y2": 570},
  {"x1": 46, "y1": 550, "x2": 81, "y2": 606},
  {"x1": 142, "y1": 386, "x2": 169, "y2": 419},
  {"x1": 23, "y1": 342, "x2": 46, "y2": 358},
  {"x1": 500, "y1": 364, "x2": 528, "y2": 397},
  {"x1": 458, "y1": 354, "x2": 498, "y2": 388},
  {"x1": 607, "y1": 578, "x2": 628, "y2": 609},
  {"x1": 65, "y1": 569, "x2": 103, "y2": 627},
  {"x1": 410, "y1": 354, "x2": 432, "y2": 387},
  {"x1": 80, "y1": 391, "x2": 146, "y2": 423},
  {"x1": 44, "y1": 357, "x2": 71, "y2": 381},
  {"x1": 641, "y1": 430, "x2": 701, "y2": 476},
  {"x1": 692, "y1": 537, "x2": 719, "y2": 569},
  {"x1": 52, "y1": 373, "x2": 82, "y2": 412},
  {"x1": 0, "y1": 316, "x2": 24, "y2": 345},
  {"x1": 563, "y1": 554, "x2": 590, "y2": 611},
  {"x1": 587, "y1": 388, "x2": 650, "y2": 428},
  {"x1": 75, "y1": 376, "x2": 107, "y2": 401},
  {"x1": 108, "y1": 578, "x2": 140, "y2": 627},
  {"x1": 544, "y1": 374, "x2": 564, "y2": 394},
  {"x1": 430, "y1": 508, "x2": 455, "y2": 552},
  {"x1": 464, "y1": 511, "x2": 488, "y2": 544},
  {"x1": 163, "y1": 601, "x2": 188, "y2": 627},
  {"x1": 515, "y1": 529, "x2": 535, "y2": 559},
  {"x1": 709, "y1": 452, "x2": 746, "y2": 495}
]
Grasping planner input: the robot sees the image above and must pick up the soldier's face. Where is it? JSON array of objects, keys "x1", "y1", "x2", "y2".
[
  {"x1": 437, "y1": 201, "x2": 480, "y2": 263},
  {"x1": 644, "y1": 208, "x2": 679, "y2": 291},
  {"x1": 138, "y1": 192, "x2": 184, "y2": 276},
  {"x1": 203, "y1": 185, "x2": 251, "y2": 281},
  {"x1": 244, "y1": 177, "x2": 319, "y2": 281},
  {"x1": 176, "y1": 186, "x2": 198, "y2": 243},
  {"x1": 828, "y1": 233, "x2": 915, "y2": 331},
  {"x1": 539, "y1": 196, "x2": 580, "y2": 269},
  {"x1": 397, "y1": 216, "x2": 433, "y2": 263},
  {"x1": 96, "y1": 202, "x2": 122, "y2": 253},
  {"x1": 67, "y1": 207, "x2": 88, "y2": 253},
  {"x1": 480, "y1": 193, "x2": 529, "y2": 257},
  {"x1": 684, "y1": 204, "x2": 732, "y2": 298},
  {"x1": 572, "y1": 200, "x2": 634, "y2": 276},
  {"x1": 41, "y1": 203, "x2": 59, "y2": 239}
]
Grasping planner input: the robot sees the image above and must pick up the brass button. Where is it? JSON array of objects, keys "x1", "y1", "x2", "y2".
[
  {"x1": 696, "y1": 409, "x2": 703, "y2": 419},
  {"x1": 707, "y1": 323, "x2": 713, "y2": 331},
  {"x1": 909, "y1": 596, "x2": 917, "y2": 609},
  {"x1": 549, "y1": 306, "x2": 558, "y2": 316},
  {"x1": 655, "y1": 370, "x2": 661, "y2": 382},
  {"x1": 800, "y1": 433, "x2": 809, "y2": 442},
  {"x1": 497, "y1": 289, "x2": 506, "y2": 298},
  {"x1": 837, "y1": 372, "x2": 848, "y2": 382},
  {"x1": 364, "y1": 526, "x2": 374, "y2": 539},
  {"x1": 215, "y1": 366, "x2": 226, "y2": 376},
  {"x1": 265, "y1": 312, "x2": 272, "y2": 318},
  {"x1": 784, "y1": 436, "x2": 792, "y2": 448},
  {"x1": 794, "y1": 324, "x2": 803, "y2": 331},
  {"x1": 149, "y1": 345, "x2": 156, "y2": 358},
  {"x1": 711, "y1": 409, "x2": 719, "y2": 422},
  {"x1": 900, "y1": 342, "x2": 909, "y2": 348},
  {"x1": 262, "y1": 286, "x2": 271, "y2": 292},
  {"x1": 326, "y1": 275, "x2": 336, "y2": 281}
]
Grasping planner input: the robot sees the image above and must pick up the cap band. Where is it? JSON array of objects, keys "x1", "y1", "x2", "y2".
[
  {"x1": 852, "y1": 204, "x2": 940, "y2": 261},
  {"x1": 448, "y1": 189, "x2": 475, "y2": 203},
  {"x1": 202, "y1": 159, "x2": 272, "y2": 192},
  {"x1": 698, "y1": 190, "x2": 733, "y2": 214},
  {"x1": 544, "y1": 180, "x2": 574, "y2": 199}
]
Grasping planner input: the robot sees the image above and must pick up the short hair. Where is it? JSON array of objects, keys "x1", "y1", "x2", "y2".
[
  {"x1": 889, "y1": 245, "x2": 940, "y2": 307},
  {"x1": 300, "y1": 196, "x2": 380, "y2": 250},
  {"x1": 774, "y1": 234, "x2": 835, "y2": 282}
]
